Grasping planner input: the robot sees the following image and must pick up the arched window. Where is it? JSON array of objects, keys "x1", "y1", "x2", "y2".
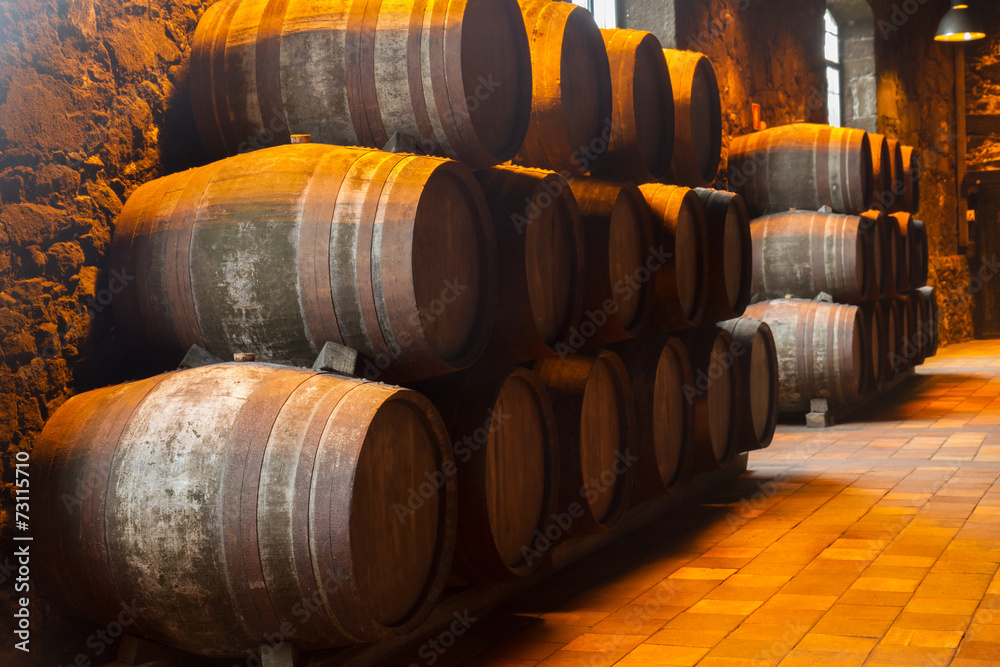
[
  {"x1": 574, "y1": 0, "x2": 617, "y2": 29},
  {"x1": 825, "y1": 10, "x2": 842, "y2": 127}
]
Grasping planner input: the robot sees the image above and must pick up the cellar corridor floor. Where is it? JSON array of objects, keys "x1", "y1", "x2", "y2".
[{"x1": 394, "y1": 339, "x2": 1000, "y2": 666}]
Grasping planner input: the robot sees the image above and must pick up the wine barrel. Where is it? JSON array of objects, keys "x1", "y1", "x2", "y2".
[
  {"x1": 639, "y1": 184, "x2": 709, "y2": 330},
  {"x1": 533, "y1": 351, "x2": 635, "y2": 535},
  {"x1": 888, "y1": 297, "x2": 910, "y2": 376},
  {"x1": 868, "y1": 132, "x2": 892, "y2": 210},
  {"x1": 743, "y1": 299, "x2": 868, "y2": 412},
  {"x1": 857, "y1": 301, "x2": 885, "y2": 393},
  {"x1": 674, "y1": 327, "x2": 741, "y2": 472},
  {"x1": 877, "y1": 211, "x2": 901, "y2": 298},
  {"x1": 716, "y1": 318, "x2": 779, "y2": 454},
  {"x1": 910, "y1": 288, "x2": 933, "y2": 362},
  {"x1": 189, "y1": 0, "x2": 532, "y2": 169},
  {"x1": 749, "y1": 211, "x2": 872, "y2": 304},
  {"x1": 567, "y1": 178, "x2": 658, "y2": 344},
  {"x1": 885, "y1": 138, "x2": 905, "y2": 212},
  {"x1": 663, "y1": 49, "x2": 723, "y2": 187},
  {"x1": 608, "y1": 336, "x2": 693, "y2": 498},
  {"x1": 899, "y1": 293, "x2": 923, "y2": 368},
  {"x1": 872, "y1": 298, "x2": 899, "y2": 384},
  {"x1": 910, "y1": 219, "x2": 929, "y2": 288},
  {"x1": 917, "y1": 286, "x2": 939, "y2": 357},
  {"x1": 891, "y1": 212, "x2": 914, "y2": 293},
  {"x1": 860, "y1": 209, "x2": 885, "y2": 300},
  {"x1": 514, "y1": 0, "x2": 612, "y2": 174},
  {"x1": 728, "y1": 123, "x2": 874, "y2": 217},
  {"x1": 111, "y1": 144, "x2": 497, "y2": 383},
  {"x1": 417, "y1": 366, "x2": 559, "y2": 580},
  {"x1": 593, "y1": 29, "x2": 674, "y2": 183},
  {"x1": 695, "y1": 188, "x2": 752, "y2": 322},
  {"x1": 35, "y1": 364, "x2": 456, "y2": 657},
  {"x1": 900, "y1": 145, "x2": 921, "y2": 213},
  {"x1": 474, "y1": 165, "x2": 586, "y2": 363}
]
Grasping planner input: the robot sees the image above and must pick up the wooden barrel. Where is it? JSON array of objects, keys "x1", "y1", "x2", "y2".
[
  {"x1": 860, "y1": 209, "x2": 885, "y2": 300},
  {"x1": 663, "y1": 49, "x2": 722, "y2": 187},
  {"x1": 877, "y1": 211, "x2": 901, "y2": 298},
  {"x1": 608, "y1": 335, "x2": 693, "y2": 498},
  {"x1": 533, "y1": 351, "x2": 635, "y2": 535},
  {"x1": 417, "y1": 366, "x2": 559, "y2": 580},
  {"x1": 743, "y1": 299, "x2": 868, "y2": 412},
  {"x1": 717, "y1": 318, "x2": 779, "y2": 453},
  {"x1": 857, "y1": 301, "x2": 885, "y2": 393},
  {"x1": 868, "y1": 132, "x2": 892, "y2": 211},
  {"x1": 695, "y1": 188, "x2": 752, "y2": 322},
  {"x1": 900, "y1": 145, "x2": 921, "y2": 214},
  {"x1": 189, "y1": 0, "x2": 532, "y2": 169},
  {"x1": 728, "y1": 123, "x2": 873, "y2": 217},
  {"x1": 910, "y1": 219, "x2": 929, "y2": 288},
  {"x1": 514, "y1": 0, "x2": 612, "y2": 174},
  {"x1": 917, "y1": 286, "x2": 939, "y2": 357},
  {"x1": 674, "y1": 327, "x2": 741, "y2": 471},
  {"x1": 899, "y1": 293, "x2": 923, "y2": 368},
  {"x1": 593, "y1": 29, "x2": 674, "y2": 183},
  {"x1": 749, "y1": 211, "x2": 872, "y2": 304},
  {"x1": 111, "y1": 144, "x2": 497, "y2": 383},
  {"x1": 885, "y1": 138, "x2": 905, "y2": 213},
  {"x1": 888, "y1": 297, "x2": 910, "y2": 376},
  {"x1": 891, "y1": 212, "x2": 914, "y2": 293},
  {"x1": 873, "y1": 298, "x2": 900, "y2": 384},
  {"x1": 567, "y1": 178, "x2": 658, "y2": 345},
  {"x1": 474, "y1": 165, "x2": 586, "y2": 363},
  {"x1": 639, "y1": 184, "x2": 709, "y2": 330},
  {"x1": 910, "y1": 288, "x2": 933, "y2": 362},
  {"x1": 35, "y1": 364, "x2": 456, "y2": 657}
]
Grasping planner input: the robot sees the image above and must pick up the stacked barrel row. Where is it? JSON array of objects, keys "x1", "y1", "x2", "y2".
[
  {"x1": 34, "y1": 0, "x2": 777, "y2": 660},
  {"x1": 727, "y1": 123, "x2": 938, "y2": 414}
]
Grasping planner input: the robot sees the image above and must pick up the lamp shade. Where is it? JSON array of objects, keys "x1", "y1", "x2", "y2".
[{"x1": 935, "y1": 3, "x2": 986, "y2": 42}]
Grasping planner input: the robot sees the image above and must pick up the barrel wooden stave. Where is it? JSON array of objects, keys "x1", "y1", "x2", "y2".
[
  {"x1": 750, "y1": 211, "x2": 870, "y2": 304},
  {"x1": 857, "y1": 302, "x2": 884, "y2": 393},
  {"x1": 900, "y1": 145, "x2": 921, "y2": 214},
  {"x1": 891, "y1": 212, "x2": 914, "y2": 293},
  {"x1": 663, "y1": 49, "x2": 722, "y2": 187},
  {"x1": 917, "y1": 286, "x2": 938, "y2": 356},
  {"x1": 36, "y1": 364, "x2": 456, "y2": 657},
  {"x1": 695, "y1": 188, "x2": 752, "y2": 321},
  {"x1": 728, "y1": 123, "x2": 873, "y2": 217},
  {"x1": 716, "y1": 317, "x2": 779, "y2": 453},
  {"x1": 885, "y1": 138, "x2": 905, "y2": 213},
  {"x1": 910, "y1": 219, "x2": 929, "y2": 288},
  {"x1": 868, "y1": 132, "x2": 893, "y2": 211}
]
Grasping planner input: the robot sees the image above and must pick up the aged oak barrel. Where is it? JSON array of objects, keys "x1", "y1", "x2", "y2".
[
  {"x1": 663, "y1": 49, "x2": 722, "y2": 187},
  {"x1": 728, "y1": 123, "x2": 873, "y2": 217},
  {"x1": 743, "y1": 299, "x2": 868, "y2": 412},
  {"x1": 749, "y1": 211, "x2": 872, "y2": 304},
  {"x1": 887, "y1": 297, "x2": 911, "y2": 376},
  {"x1": 900, "y1": 145, "x2": 921, "y2": 213},
  {"x1": 857, "y1": 301, "x2": 885, "y2": 393},
  {"x1": 891, "y1": 211, "x2": 915, "y2": 293},
  {"x1": 533, "y1": 351, "x2": 635, "y2": 536},
  {"x1": 717, "y1": 318, "x2": 779, "y2": 454},
  {"x1": 885, "y1": 137, "x2": 905, "y2": 213},
  {"x1": 417, "y1": 366, "x2": 559, "y2": 580},
  {"x1": 111, "y1": 144, "x2": 497, "y2": 383},
  {"x1": 475, "y1": 165, "x2": 586, "y2": 363},
  {"x1": 514, "y1": 0, "x2": 612, "y2": 174},
  {"x1": 639, "y1": 183, "x2": 709, "y2": 331},
  {"x1": 908, "y1": 289, "x2": 933, "y2": 362},
  {"x1": 190, "y1": 0, "x2": 532, "y2": 169},
  {"x1": 695, "y1": 188, "x2": 752, "y2": 322},
  {"x1": 593, "y1": 29, "x2": 674, "y2": 183},
  {"x1": 877, "y1": 210, "x2": 901, "y2": 298},
  {"x1": 567, "y1": 178, "x2": 658, "y2": 345},
  {"x1": 608, "y1": 335, "x2": 693, "y2": 498},
  {"x1": 35, "y1": 364, "x2": 456, "y2": 657},
  {"x1": 675, "y1": 327, "x2": 741, "y2": 472},
  {"x1": 899, "y1": 292, "x2": 923, "y2": 368},
  {"x1": 872, "y1": 298, "x2": 899, "y2": 384},
  {"x1": 868, "y1": 132, "x2": 892, "y2": 210},
  {"x1": 860, "y1": 209, "x2": 886, "y2": 300},
  {"x1": 910, "y1": 219, "x2": 929, "y2": 288},
  {"x1": 917, "y1": 286, "x2": 939, "y2": 356}
]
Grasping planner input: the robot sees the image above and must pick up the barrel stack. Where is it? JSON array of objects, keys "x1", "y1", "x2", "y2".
[
  {"x1": 35, "y1": 0, "x2": 783, "y2": 661},
  {"x1": 727, "y1": 123, "x2": 937, "y2": 422}
]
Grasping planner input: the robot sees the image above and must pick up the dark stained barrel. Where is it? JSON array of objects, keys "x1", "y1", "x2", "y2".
[
  {"x1": 515, "y1": 0, "x2": 613, "y2": 174},
  {"x1": 568, "y1": 178, "x2": 658, "y2": 344},
  {"x1": 868, "y1": 132, "x2": 892, "y2": 210},
  {"x1": 639, "y1": 183, "x2": 709, "y2": 331},
  {"x1": 743, "y1": 299, "x2": 868, "y2": 412},
  {"x1": 35, "y1": 364, "x2": 456, "y2": 657},
  {"x1": 885, "y1": 138, "x2": 905, "y2": 213},
  {"x1": 111, "y1": 144, "x2": 497, "y2": 383},
  {"x1": 860, "y1": 209, "x2": 886, "y2": 300},
  {"x1": 910, "y1": 219, "x2": 929, "y2": 288},
  {"x1": 857, "y1": 301, "x2": 885, "y2": 393},
  {"x1": 608, "y1": 335, "x2": 693, "y2": 498},
  {"x1": 891, "y1": 212, "x2": 915, "y2": 293},
  {"x1": 900, "y1": 145, "x2": 921, "y2": 214},
  {"x1": 189, "y1": 0, "x2": 532, "y2": 169},
  {"x1": 877, "y1": 210, "x2": 901, "y2": 298},
  {"x1": 728, "y1": 123, "x2": 874, "y2": 217},
  {"x1": 417, "y1": 366, "x2": 559, "y2": 580},
  {"x1": 887, "y1": 297, "x2": 910, "y2": 376},
  {"x1": 594, "y1": 29, "x2": 674, "y2": 183},
  {"x1": 533, "y1": 351, "x2": 635, "y2": 536},
  {"x1": 695, "y1": 188, "x2": 752, "y2": 322},
  {"x1": 874, "y1": 298, "x2": 900, "y2": 384},
  {"x1": 663, "y1": 49, "x2": 723, "y2": 187},
  {"x1": 749, "y1": 211, "x2": 872, "y2": 304},
  {"x1": 899, "y1": 293, "x2": 923, "y2": 369},
  {"x1": 675, "y1": 327, "x2": 741, "y2": 472},
  {"x1": 475, "y1": 165, "x2": 586, "y2": 363},
  {"x1": 717, "y1": 318, "x2": 779, "y2": 453},
  {"x1": 917, "y1": 286, "x2": 939, "y2": 357}
]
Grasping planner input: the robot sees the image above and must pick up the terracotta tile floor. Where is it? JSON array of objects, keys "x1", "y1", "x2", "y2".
[{"x1": 394, "y1": 340, "x2": 1000, "y2": 666}]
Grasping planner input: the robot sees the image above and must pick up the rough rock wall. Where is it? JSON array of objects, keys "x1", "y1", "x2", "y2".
[
  {"x1": 0, "y1": 0, "x2": 213, "y2": 661},
  {"x1": 966, "y1": 5, "x2": 1000, "y2": 171}
]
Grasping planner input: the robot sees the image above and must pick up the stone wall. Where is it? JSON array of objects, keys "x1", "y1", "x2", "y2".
[{"x1": 966, "y1": 3, "x2": 1000, "y2": 171}]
